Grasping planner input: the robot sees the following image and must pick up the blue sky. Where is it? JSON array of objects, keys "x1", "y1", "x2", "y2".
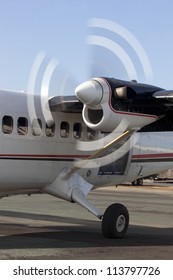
[{"x1": 1, "y1": 0, "x2": 173, "y2": 94}]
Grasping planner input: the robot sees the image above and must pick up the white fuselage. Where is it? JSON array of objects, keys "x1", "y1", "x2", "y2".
[{"x1": 0, "y1": 89, "x2": 173, "y2": 198}]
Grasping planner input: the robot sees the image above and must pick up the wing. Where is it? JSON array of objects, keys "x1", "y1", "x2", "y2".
[
  {"x1": 49, "y1": 95, "x2": 83, "y2": 113},
  {"x1": 153, "y1": 90, "x2": 173, "y2": 103}
]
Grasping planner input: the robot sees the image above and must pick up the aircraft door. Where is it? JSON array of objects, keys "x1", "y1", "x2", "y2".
[
  {"x1": 98, "y1": 132, "x2": 132, "y2": 176},
  {"x1": 134, "y1": 132, "x2": 151, "y2": 178}
]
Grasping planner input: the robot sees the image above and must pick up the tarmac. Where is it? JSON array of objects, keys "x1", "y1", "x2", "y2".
[{"x1": 0, "y1": 184, "x2": 173, "y2": 259}]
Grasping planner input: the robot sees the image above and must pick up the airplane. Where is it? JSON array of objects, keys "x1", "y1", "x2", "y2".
[{"x1": 0, "y1": 76, "x2": 173, "y2": 239}]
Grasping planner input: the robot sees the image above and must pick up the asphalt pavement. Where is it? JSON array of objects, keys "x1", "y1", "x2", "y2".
[{"x1": 0, "y1": 184, "x2": 173, "y2": 259}]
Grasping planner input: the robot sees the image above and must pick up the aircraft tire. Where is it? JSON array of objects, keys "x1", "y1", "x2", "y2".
[
  {"x1": 102, "y1": 203, "x2": 129, "y2": 239},
  {"x1": 132, "y1": 178, "x2": 143, "y2": 186}
]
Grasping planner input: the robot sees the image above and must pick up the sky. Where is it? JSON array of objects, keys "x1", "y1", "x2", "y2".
[{"x1": 1, "y1": 0, "x2": 173, "y2": 95}]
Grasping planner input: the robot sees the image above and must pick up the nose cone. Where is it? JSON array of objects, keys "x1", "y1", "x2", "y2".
[{"x1": 75, "y1": 79, "x2": 103, "y2": 107}]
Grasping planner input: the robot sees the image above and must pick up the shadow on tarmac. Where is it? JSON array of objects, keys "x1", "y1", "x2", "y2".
[{"x1": 0, "y1": 209, "x2": 173, "y2": 250}]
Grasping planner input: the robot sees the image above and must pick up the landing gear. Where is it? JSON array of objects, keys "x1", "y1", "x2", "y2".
[
  {"x1": 102, "y1": 203, "x2": 129, "y2": 239},
  {"x1": 132, "y1": 178, "x2": 143, "y2": 186},
  {"x1": 44, "y1": 171, "x2": 130, "y2": 239},
  {"x1": 72, "y1": 188, "x2": 129, "y2": 238}
]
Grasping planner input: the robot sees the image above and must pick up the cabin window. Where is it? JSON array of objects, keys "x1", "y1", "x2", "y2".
[
  {"x1": 17, "y1": 117, "x2": 28, "y2": 135},
  {"x1": 32, "y1": 118, "x2": 42, "y2": 136},
  {"x1": 45, "y1": 121, "x2": 55, "y2": 137},
  {"x1": 73, "y1": 123, "x2": 82, "y2": 139},
  {"x1": 60, "y1": 121, "x2": 69, "y2": 138},
  {"x1": 2, "y1": 115, "x2": 13, "y2": 134},
  {"x1": 87, "y1": 127, "x2": 95, "y2": 140}
]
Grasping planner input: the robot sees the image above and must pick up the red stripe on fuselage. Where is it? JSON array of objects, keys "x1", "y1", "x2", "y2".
[{"x1": 132, "y1": 153, "x2": 173, "y2": 159}]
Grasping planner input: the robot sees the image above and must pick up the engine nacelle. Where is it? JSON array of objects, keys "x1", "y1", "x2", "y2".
[{"x1": 75, "y1": 77, "x2": 158, "y2": 132}]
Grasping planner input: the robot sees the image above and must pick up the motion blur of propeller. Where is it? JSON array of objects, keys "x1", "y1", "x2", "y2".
[
  {"x1": 49, "y1": 17, "x2": 151, "y2": 114},
  {"x1": 48, "y1": 17, "x2": 173, "y2": 182},
  {"x1": 49, "y1": 18, "x2": 173, "y2": 135}
]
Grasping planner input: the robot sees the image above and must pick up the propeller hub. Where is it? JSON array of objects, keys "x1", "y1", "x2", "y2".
[{"x1": 75, "y1": 79, "x2": 103, "y2": 107}]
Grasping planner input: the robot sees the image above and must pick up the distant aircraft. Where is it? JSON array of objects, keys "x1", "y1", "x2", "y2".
[{"x1": 0, "y1": 76, "x2": 173, "y2": 238}]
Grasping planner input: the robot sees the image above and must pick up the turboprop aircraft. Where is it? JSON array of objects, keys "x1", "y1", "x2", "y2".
[{"x1": 0, "y1": 76, "x2": 173, "y2": 239}]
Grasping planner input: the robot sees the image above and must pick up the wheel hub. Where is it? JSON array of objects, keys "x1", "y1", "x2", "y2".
[{"x1": 116, "y1": 215, "x2": 126, "y2": 232}]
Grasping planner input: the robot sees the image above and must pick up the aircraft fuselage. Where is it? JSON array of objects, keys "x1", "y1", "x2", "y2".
[{"x1": 0, "y1": 89, "x2": 172, "y2": 198}]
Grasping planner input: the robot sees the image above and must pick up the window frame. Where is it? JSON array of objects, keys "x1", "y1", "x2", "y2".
[
  {"x1": 60, "y1": 121, "x2": 70, "y2": 138},
  {"x1": 32, "y1": 118, "x2": 42, "y2": 136},
  {"x1": 45, "y1": 120, "x2": 55, "y2": 137},
  {"x1": 73, "y1": 122, "x2": 82, "y2": 139},
  {"x1": 2, "y1": 115, "x2": 13, "y2": 134},
  {"x1": 17, "y1": 117, "x2": 28, "y2": 135}
]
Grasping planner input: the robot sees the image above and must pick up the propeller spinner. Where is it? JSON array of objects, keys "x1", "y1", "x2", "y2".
[{"x1": 75, "y1": 79, "x2": 103, "y2": 107}]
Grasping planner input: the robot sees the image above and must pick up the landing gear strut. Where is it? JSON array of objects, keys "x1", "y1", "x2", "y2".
[
  {"x1": 102, "y1": 203, "x2": 129, "y2": 239},
  {"x1": 44, "y1": 170, "x2": 130, "y2": 239},
  {"x1": 71, "y1": 188, "x2": 129, "y2": 238}
]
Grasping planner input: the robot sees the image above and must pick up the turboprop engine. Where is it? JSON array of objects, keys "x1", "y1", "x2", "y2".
[{"x1": 75, "y1": 77, "x2": 163, "y2": 132}]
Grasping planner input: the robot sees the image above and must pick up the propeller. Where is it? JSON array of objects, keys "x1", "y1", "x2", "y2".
[{"x1": 31, "y1": 18, "x2": 173, "y2": 177}]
